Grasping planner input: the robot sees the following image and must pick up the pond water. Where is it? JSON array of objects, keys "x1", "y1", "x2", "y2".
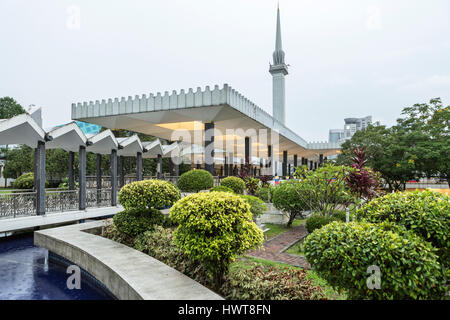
[{"x1": 0, "y1": 233, "x2": 113, "y2": 300}]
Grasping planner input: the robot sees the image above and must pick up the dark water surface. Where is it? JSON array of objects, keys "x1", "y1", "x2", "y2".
[{"x1": 0, "y1": 233, "x2": 112, "y2": 300}]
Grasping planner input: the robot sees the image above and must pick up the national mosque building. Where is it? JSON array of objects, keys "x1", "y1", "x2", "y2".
[{"x1": 71, "y1": 7, "x2": 341, "y2": 177}]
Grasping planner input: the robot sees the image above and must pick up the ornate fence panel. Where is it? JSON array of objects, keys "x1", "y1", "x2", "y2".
[
  {"x1": 86, "y1": 188, "x2": 112, "y2": 208},
  {"x1": 0, "y1": 191, "x2": 36, "y2": 219},
  {"x1": 45, "y1": 190, "x2": 79, "y2": 213}
]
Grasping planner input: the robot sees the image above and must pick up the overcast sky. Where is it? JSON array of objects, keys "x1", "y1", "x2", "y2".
[{"x1": 1, "y1": 0, "x2": 449, "y2": 142}]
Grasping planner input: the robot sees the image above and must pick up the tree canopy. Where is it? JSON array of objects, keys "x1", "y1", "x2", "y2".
[
  {"x1": 0, "y1": 97, "x2": 25, "y2": 119},
  {"x1": 337, "y1": 98, "x2": 450, "y2": 190}
]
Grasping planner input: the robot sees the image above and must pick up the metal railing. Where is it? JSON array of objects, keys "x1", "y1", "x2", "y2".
[
  {"x1": 86, "y1": 188, "x2": 112, "y2": 208},
  {"x1": 45, "y1": 189, "x2": 79, "y2": 213},
  {"x1": 0, "y1": 191, "x2": 36, "y2": 218}
]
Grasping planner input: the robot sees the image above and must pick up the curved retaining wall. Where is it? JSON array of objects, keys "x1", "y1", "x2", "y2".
[{"x1": 34, "y1": 220, "x2": 223, "y2": 300}]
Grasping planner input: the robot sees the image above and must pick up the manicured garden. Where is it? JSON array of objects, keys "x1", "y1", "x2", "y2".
[{"x1": 101, "y1": 154, "x2": 449, "y2": 300}]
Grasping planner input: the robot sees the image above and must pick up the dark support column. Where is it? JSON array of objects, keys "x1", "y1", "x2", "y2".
[
  {"x1": 68, "y1": 151, "x2": 75, "y2": 190},
  {"x1": 301, "y1": 157, "x2": 306, "y2": 166},
  {"x1": 267, "y1": 145, "x2": 272, "y2": 169},
  {"x1": 288, "y1": 163, "x2": 291, "y2": 177},
  {"x1": 78, "y1": 146, "x2": 86, "y2": 211},
  {"x1": 119, "y1": 156, "x2": 125, "y2": 188},
  {"x1": 96, "y1": 154, "x2": 102, "y2": 204},
  {"x1": 319, "y1": 154, "x2": 324, "y2": 166},
  {"x1": 136, "y1": 152, "x2": 143, "y2": 181},
  {"x1": 220, "y1": 166, "x2": 223, "y2": 176},
  {"x1": 294, "y1": 154, "x2": 298, "y2": 168},
  {"x1": 309, "y1": 160, "x2": 313, "y2": 171},
  {"x1": 110, "y1": 149, "x2": 117, "y2": 206},
  {"x1": 196, "y1": 163, "x2": 201, "y2": 170},
  {"x1": 228, "y1": 153, "x2": 233, "y2": 176},
  {"x1": 245, "y1": 136, "x2": 251, "y2": 167},
  {"x1": 204, "y1": 122, "x2": 215, "y2": 175},
  {"x1": 33, "y1": 148, "x2": 38, "y2": 191},
  {"x1": 157, "y1": 154, "x2": 162, "y2": 179},
  {"x1": 174, "y1": 157, "x2": 180, "y2": 177},
  {"x1": 168, "y1": 158, "x2": 174, "y2": 176},
  {"x1": 224, "y1": 156, "x2": 228, "y2": 176},
  {"x1": 282, "y1": 151, "x2": 288, "y2": 177},
  {"x1": 35, "y1": 141, "x2": 46, "y2": 215}
]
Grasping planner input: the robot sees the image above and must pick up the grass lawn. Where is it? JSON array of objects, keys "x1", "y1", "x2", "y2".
[
  {"x1": 0, "y1": 188, "x2": 12, "y2": 194},
  {"x1": 264, "y1": 218, "x2": 306, "y2": 240},
  {"x1": 285, "y1": 237, "x2": 305, "y2": 256},
  {"x1": 231, "y1": 255, "x2": 347, "y2": 300}
]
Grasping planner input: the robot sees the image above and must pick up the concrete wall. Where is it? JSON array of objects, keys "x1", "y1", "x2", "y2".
[{"x1": 34, "y1": 220, "x2": 223, "y2": 300}]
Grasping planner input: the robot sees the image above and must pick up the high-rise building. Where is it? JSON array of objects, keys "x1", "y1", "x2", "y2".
[{"x1": 329, "y1": 116, "x2": 373, "y2": 142}]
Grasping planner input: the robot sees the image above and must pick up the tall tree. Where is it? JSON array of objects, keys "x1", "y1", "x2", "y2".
[{"x1": 0, "y1": 97, "x2": 26, "y2": 186}]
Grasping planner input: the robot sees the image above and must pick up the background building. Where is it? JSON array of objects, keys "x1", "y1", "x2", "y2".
[{"x1": 329, "y1": 116, "x2": 373, "y2": 143}]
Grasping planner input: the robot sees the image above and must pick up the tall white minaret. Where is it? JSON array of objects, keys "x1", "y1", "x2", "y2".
[{"x1": 269, "y1": 5, "x2": 288, "y2": 124}]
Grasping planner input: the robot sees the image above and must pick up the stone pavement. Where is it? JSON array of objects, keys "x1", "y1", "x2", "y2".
[{"x1": 247, "y1": 224, "x2": 310, "y2": 268}]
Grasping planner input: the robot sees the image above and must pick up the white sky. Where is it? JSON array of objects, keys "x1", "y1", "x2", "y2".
[{"x1": 1, "y1": 0, "x2": 449, "y2": 142}]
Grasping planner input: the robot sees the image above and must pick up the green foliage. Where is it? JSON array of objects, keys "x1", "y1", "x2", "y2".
[
  {"x1": 357, "y1": 190, "x2": 450, "y2": 268},
  {"x1": 12, "y1": 172, "x2": 35, "y2": 189},
  {"x1": 220, "y1": 176, "x2": 245, "y2": 194},
  {"x1": 337, "y1": 98, "x2": 450, "y2": 189},
  {"x1": 305, "y1": 213, "x2": 345, "y2": 233},
  {"x1": 303, "y1": 221, "x2": 446, "y2": 299},
  {"x1": 118, "y1": 179, "x2": 180, "y2": 210},
  {"x1": 169, "y1": 192, "x2": 264, "y2": 289},
  {"x1": 210, "y1": 185, "x2": 234, "y2": 193},
  {"x1": 221, "y1": 265, "x2": 326, "y2": 300},
  {"x1": 294, "y1": 164, "x2": 355, "y2": 217},
  {"x1": 238, "y1": 194, "x2": 267, "y2": 218},
  {"x1": 272, "y1": 180, "x2": 307, "y2": 226},
  {"x1": 57, "y1": 177, "x2": 78, "y2": 190},
  {"x1": 113, "y1": 208, "x2": 169, "y2": 237},
  {"x1": 0, "y1": 97, "x2": 25, "y2": 119},
  {"x1": 255, "y1": 185, "x2": 271, "y2": 202},
  {"x1": 244, "y1": 177, "x2": 260, "y2": 195},
  {"x1": 177, "y1": 169, "x2": 214, "y2": 192},
  {"x1": 2, "y1": 146, "x2": 34, "y2": 179},
  {"x1": 134, "y1": 226, "x2": 210, "y2": 286}
]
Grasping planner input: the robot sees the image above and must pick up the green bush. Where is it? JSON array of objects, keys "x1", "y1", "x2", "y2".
[
  {"x1": 272, "y1": 180, "x2": 307, "y2": 226},
  {"x1": 134, "y1": 226, "x2": 210, "y2": 286},
  {"x1": 357, "y1": 190, "x2": 449, "y2": 260},
  {"x1": 238, "y1": 194, "x2": 267, "y2": 218},
  {"x1": 305, "y1": 211, "x2": 347, "y2": 233},
  {"x1": 210, "y1": 185, "x2": 234, "y2": 193},
  {"x1": 118, "y1": 179, "x2": 180, "y2": 210},
  {"x1": 169, "y1": 192, "x2": 264, "y2": 289},
  {"x1": 113, "y1": 208, "x2": 169, "y2": 237},
  {"x1": 220, "y1": 176, "x2": 245, "y2": 194},
  {"x1": 222, "y1": 265, "x2": 326, "y2": 300},
  {"x1": 13, "y1": 172, "x2": 34, "y2": 189},
  {"x1": 255, "y1": 185, "x2": 271, "y2": 202},
  {"x1": 177, "y1": 169, "x2": 214, "y2": 192},
  {"x1": 303, "y1": 221, "x2": 446, "y2": 299}
]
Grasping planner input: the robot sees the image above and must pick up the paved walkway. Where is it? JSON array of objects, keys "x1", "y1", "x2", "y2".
[{"x1": 247, "y1": 224, "x2": 310, "y2": 268}]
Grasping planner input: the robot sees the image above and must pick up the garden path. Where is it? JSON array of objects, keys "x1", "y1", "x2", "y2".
[{"x1": 247, "y1": 224, "x2": 310, "y2": 268}]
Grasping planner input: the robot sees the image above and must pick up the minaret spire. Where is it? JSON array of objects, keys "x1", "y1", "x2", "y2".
[{"x1": 270, "y1": 4, "x2": 288, "y2": 124}]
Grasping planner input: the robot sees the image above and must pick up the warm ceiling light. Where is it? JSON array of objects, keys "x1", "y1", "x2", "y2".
[
  {"x1": 215, "y1": 134, "x2": 244, "y2": 141},
  {"x1": 156, "y1": 121, "x2": 204, "y2": 131}
]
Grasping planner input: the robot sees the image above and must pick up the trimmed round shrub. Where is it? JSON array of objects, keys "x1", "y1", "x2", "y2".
[
  {"x1": 303, "y1": 221, "x2": 446, "y2": 299},
  {"x1": 305, "y1": 211, "x2": 347, "y2": 233},
  {"x1": 113, "y1": 208, "x2": 169, "y2": 237},
  {"x1": 357, "y1": 190, "x2": 450, "y2": 267},
  {"x1": 118, "y1": 179, "x2": 180, "y2": 210},
  {"x1": 169, "y1": 192, "x2": 264, "y2": 289},
  {"x1": 272, "y1": 180, "x2": 307, "y2": 226},
  {"x1": 238, "y1": 194, "x2": 267, "y2": 218},
  {"x1": 13, "y1": 172, "x2": 34, "y2": 189},
  {"x1": 210, "y1": 185, "x2": 234, "y2": 193},
  {"x1": 220, "y1": 176, "x2": 245, "y2": 194},
  {"x1": 177, "y1": 169, "x2": 214, "y2": 192}
]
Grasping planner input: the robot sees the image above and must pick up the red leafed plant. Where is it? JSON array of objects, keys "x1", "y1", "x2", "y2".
[{"x1": 346, "y1": 147, "x2": 380, "y2": 200}]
